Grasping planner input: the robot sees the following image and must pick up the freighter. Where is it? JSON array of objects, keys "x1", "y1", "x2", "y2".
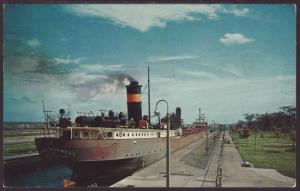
[{"x1": 35, "y1": 75, "x2": 208, "y2": 183}]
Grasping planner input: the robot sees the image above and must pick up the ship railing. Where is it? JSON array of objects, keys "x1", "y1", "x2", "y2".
[
  {"x1": 56, "y1": 126, "x2": 59, "y2": 138},
  {"x1": 98, "y1": 128, "x2": 109, "y2": 140},
  {"x1": 55, "y1": 126, "x2": 109, "y2": 140}
]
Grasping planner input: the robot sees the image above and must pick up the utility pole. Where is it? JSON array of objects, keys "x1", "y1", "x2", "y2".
[
  {"x1": 206, "y1": 118, "x2": 208, "y2": 153},
  {"x1": 255, "y1": 126, "x2": 257, "y2": 154},
  {"x1": 148, "y1": 66, "x2": 151, "y2": 125},
  {"x1": 201, "y1": 113, "x2": 208, "y2": 153},
  {"x1": 199, "y1": 108, "x2": 201, "y2": 123},
  {"x1": 213, "y1": 121, "x2": 216, "y2": 143}
]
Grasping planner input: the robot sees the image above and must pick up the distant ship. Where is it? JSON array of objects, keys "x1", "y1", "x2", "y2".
[{"x1": 35, "y1": 70, "x2": 208, "y2": 182}]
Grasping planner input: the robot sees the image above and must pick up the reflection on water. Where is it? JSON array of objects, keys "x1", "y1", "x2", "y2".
[{"x1": 4, "y1": 165, "x2": 73, "y2": 188}]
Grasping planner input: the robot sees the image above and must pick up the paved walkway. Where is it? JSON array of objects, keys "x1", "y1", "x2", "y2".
[
  {"x1": 111, "y1": 130, "x2": 296, "y2": 188},
  {"x1": 221, "y1": 131, "x2": 296, "y2": 187},
  {"x1": 111, "y1": 132, "x2": 219, "y2": 187}
]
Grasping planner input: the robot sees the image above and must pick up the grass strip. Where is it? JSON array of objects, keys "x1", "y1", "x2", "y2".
[
  {"x1": 230, "y1": 130, "x2": 295, "y2": 178},
  {"x1": 4, "y1": 142, "x2": 37, "y2": 157}
]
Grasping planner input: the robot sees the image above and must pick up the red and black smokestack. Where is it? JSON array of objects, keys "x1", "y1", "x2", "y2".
[{"x1": 126, "y1": 81, "x2": 142, "y2": 125}]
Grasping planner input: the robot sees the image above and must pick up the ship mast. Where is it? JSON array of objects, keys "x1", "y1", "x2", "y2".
[
  {"x1": 42, "y1": 100, "x2": 52, "y2": 138},
  {"x1": 42, "y1": 100, "x2": 47, "y2": 138},
  {"x1": 148, "y1": 65, "x2": 151, "y2": 125}
]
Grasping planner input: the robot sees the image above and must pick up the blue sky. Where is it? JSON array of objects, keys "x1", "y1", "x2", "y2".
[{"x1": 3, "y1": 4, "x2": 296, "y2": 124}]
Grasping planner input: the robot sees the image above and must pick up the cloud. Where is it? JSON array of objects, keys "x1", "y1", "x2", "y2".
[
  {"x1": 4, "y1": 37, "x2": 131, "y2": 101},
  {"x1": 10, "y1": 96, "x2": 37, "y2": 104},
  {"x1": 219, "y1": 33, "x2": 254, "y2": 45},
  {"x1": 54, "y1": 57, "x2": 84, "y2": 64},
  {"x1": 182, "y1": 70, "x2": 219, "y2": 80},
  {"x1": 80, "y1": 64, "x2": 123, "y2": 72},
  {"x1": 230, "y1": 8, "x2": 249, "y2": 16},
  {"x1": 4, "y1": 56, "x2": 40, "y2": 74},
  {"x1": 25, "y1": 38, "x2": 41, "y2": 47},
  {"x1": 148, "y1": 55, "x2": 198, "y2": 62},
  {"x1": 66, "y1": 4, "x2": 249, "y2": 32},
  {"x1": 219, "y1": 67, "x2": 244, "y2": 77},
  {"x1": 275, "y1": 75, "x2": 296, "y2": 81},
  {"x1": 150, "y1": 74, "x2": 295, "y2": 123}
]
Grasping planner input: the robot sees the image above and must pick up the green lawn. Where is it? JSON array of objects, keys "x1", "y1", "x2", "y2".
[
  {"x1": 230, "y1": 130, "x2": 296, "y2": 178},
  {"x1": 3, "y1": 143, "x2": 37, "y2": 156}
]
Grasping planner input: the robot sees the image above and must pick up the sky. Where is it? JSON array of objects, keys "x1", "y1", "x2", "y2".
[{"x1": 3, "y1": 4, "x2": 296, "y2": 124}]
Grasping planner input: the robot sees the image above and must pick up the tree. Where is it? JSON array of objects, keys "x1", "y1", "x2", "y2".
[
  {"x1": 244, "y1": 113, "x2": 257, "y2": 152},
  {"x1": 244, "y1": 113, "x2": 255, "y2": 129},
  {"x1": 279, "y1": 106, "x2": 295, "y2": 132}
]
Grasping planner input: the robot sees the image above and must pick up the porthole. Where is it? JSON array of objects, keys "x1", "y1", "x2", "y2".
[
  {"x1": 136, "y1": 133, "x2": 138, "y2": 136},
  {"x1": 132, "y1": 133, "x2": 134, "y2": 136},
  {"x1": 107, "y1": 132, "x2": 113, "y2": 137},
  {"x1": 116, "y1": 133, "x2": 119, "y2": 137},
  {"x1": 139, "y1": 133, "x2": 140, "y2": 136},
  {"x1": 123, "y1": 133, "x2": 125, "y2": 136},
  {"x1": 128, "y1": 133, "x2": 130, "y2": 136}
]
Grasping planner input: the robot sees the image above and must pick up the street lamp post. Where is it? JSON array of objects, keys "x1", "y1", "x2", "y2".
[
  {"x1": 206, "y1": 123, "x2": 208, "y2": 153},
  {"x1": 154, "y1": 100, "x2": 170, "y2": 188},
  {"x1": 212, "y1": 120, "x2": 215, "y2": 143}
]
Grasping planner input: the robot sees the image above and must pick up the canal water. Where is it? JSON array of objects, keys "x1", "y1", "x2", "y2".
[
  {"x1": 4, "y1": 164, "x2": 73, "y2": 188},
  {"x1": 4, "y1": 163, "x2": 128, "y2": 188}
]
